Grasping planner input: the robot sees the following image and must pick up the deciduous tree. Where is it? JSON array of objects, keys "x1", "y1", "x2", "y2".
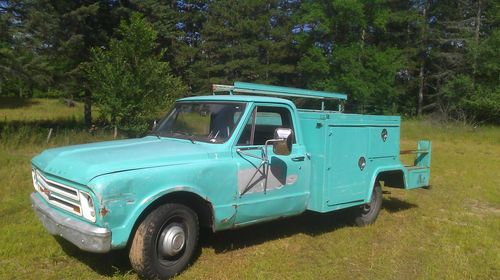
[{"x1": 84, "y1": 13, "x2": 185, "y2": 136}]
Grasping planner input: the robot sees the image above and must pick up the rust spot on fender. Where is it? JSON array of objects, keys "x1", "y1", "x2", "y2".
[
  {"x1": 100, "y1": 207, "x2": 109, "y2": 217},
  {"x1": 220, "y1": 207, "x2": 237, "y2": 226}
]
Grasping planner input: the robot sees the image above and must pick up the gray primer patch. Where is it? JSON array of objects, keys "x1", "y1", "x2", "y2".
[
  {"x1": 238, "y1": 160, "x2": 298, "y2": 195},
  {"x1": 286, "y1": 174, "x2": 298, "y2": 185}
]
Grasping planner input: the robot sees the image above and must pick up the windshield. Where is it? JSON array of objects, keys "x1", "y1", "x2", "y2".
[{"x1": 154, "y1": 102, "x2": 246, "y2": 143}]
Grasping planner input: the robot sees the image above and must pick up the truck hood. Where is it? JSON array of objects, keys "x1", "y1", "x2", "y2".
[{"x1": 32, "y1": 137, "x2": 215, "y2": 185}]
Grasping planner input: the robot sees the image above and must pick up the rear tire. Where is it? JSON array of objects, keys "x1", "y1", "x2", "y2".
[
  {"x1": 353, "y1": 182, "x2": 383, "y2": 226},
  {"x1": 129, "y1": 203, "x2": 199, "y2": 279}
]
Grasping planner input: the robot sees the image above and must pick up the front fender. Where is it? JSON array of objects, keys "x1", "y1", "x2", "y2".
[
  {"x1": 119, "y1": 185, "x2": 210, "y2": 249},
  {"x1": 88, "y1": 159, "x2": 238, "y2": 249}
]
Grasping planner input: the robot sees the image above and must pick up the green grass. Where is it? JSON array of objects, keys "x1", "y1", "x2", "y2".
[
  {"x1": 0, "y1": 99, "x2": 499, "y2": 279},
  {"x1": 0, "y1": 97, "x2": 86, "y2": 122}
]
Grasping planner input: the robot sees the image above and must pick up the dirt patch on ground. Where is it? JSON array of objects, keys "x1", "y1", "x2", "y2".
[{"x1": 466, "y1": 199, "x2": 500, "y2": 217}]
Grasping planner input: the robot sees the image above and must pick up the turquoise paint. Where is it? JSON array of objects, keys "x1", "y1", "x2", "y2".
[
  {"x1": 32, "y1": 137, "x2": 220, "y2": 185},
  {"x1": 404, "y1": 140, "x2": 432, "y2": 189},
  {"x1": 233, "y1": 82, "x2": 347, "y2": 100},
  {"x1": 31, "y1": 84, "x2": 431, "y2": 251},
  {"x1": 326, "y1": 125, "x2": 369, "y2": 205},
  {"x1": 231, "y1": 102, "x2": 310, "y2": 224},
  {"x1": 87, "y1": 160, "x2": 238, "y2": 247},
  {"x1": 179, "y1": 94, "x2": 298, "y2": 106},
  {"x1": 298, "y1": 110, "x2": 408, "y2": 212}
]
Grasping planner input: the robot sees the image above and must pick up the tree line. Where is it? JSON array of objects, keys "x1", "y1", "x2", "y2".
[{"x1": 1, "y1": 0, "x2": 499, "y2": 129}]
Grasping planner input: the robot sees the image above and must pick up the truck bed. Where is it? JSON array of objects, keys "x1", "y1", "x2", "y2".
[{"x1": 297, "y1": 110, "x2": 430, "y2": 213}]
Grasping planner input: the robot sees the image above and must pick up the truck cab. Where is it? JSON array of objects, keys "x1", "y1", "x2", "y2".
[{"x1": 30, "y1": 82, "x2": 431, "y2": 279}]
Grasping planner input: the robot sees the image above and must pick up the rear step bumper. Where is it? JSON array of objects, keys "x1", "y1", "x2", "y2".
[
  {"x1": 405, "y1": 166, "x2": 431, "y2": 189},
  {"x1": 402, "y1": 140, "x2": 432, "y2": 189}
]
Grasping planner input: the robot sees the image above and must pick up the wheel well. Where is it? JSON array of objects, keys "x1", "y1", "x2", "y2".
[
  {"x1": 130, "y1": 191, "x2": 215, "y2": 246},
  {"x1": 376, "y1": 170, "x2": 405, "y2": 188}
]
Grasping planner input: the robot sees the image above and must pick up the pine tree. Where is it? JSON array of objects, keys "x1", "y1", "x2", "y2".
[
  {"x1": 0, "y1": 0, "x2": 54, "y2": 97},
  {"x1": 421, "y1": 0, "x2": 498, "y2": 122},
  {"x1": 127, "y1": 0, "x2": 206, "y2": 92},
  {"x1": 192, "y1": 0, "x2": 299, "y2": 93},
  {"x1": 294, "y1": 0, "x2": 405, "y2": 114}
]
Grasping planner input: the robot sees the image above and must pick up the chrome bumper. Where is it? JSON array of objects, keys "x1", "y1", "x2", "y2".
[{"x1": 31, "y1": 193, "x2": 111, "y2": 253}]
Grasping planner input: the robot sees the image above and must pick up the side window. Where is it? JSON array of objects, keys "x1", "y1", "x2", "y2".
[{"x1": 237, "y1": 106, "x2": 294, "y2": 145}]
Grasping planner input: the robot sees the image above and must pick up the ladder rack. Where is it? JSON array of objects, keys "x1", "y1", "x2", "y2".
[{"x1": 212, "y1": 82, "x2": 347, "y2": 101}]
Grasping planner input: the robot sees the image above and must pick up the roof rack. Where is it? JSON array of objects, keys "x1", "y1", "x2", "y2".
[{"x1": 212, "y1": 82, "x2": 347, "y2": 101}]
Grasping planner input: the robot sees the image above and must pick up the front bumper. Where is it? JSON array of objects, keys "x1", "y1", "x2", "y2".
[{"x1": 31, "y1": 193, "x2": 111, "y2": 253}]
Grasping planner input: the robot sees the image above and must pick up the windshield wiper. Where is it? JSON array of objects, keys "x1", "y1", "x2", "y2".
[
  {"x1": 172, "y1": 131, "x2": 196, "y2": 144},
  {"x1": 208, "y1": 130, "x2": 220, "y2": 143},
  {"x1": 148, "y1": 130, "x2": 161, "y2": 139}
]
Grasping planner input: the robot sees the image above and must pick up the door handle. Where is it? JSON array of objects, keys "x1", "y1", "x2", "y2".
[{"x1": 292, "y1": 156, "x2": 305, "y2": 162}]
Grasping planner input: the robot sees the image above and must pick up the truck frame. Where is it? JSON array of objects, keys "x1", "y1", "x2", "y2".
[{"x1": 31, "y1": 82, "x2": 431, "y2": 279}]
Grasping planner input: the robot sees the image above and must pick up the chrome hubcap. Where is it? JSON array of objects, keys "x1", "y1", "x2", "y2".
[{"x1": 159, "y1": 225, "x2": 185, "y2": 257}]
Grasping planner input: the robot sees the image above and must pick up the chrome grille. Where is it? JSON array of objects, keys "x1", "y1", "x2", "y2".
[{"x1": 32, "y1": 169, "x2": 82, "y2": 216}]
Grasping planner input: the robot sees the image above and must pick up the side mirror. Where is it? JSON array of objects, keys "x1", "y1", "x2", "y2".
[{"x1": 272, "y1": 128, "x2": 293, "y2": 156}]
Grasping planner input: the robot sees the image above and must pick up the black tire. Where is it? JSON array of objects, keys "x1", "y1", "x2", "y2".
[
  {"x1": 353, "y1": 182, "x2": 383, "y2": 226},
  {"x1": 129, "y1": 203, "x2": 199, "y2": 279}
]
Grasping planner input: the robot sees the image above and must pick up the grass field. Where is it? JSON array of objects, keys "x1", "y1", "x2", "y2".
[
  {"x1": 0, "y1": 98, "x2": 498, "y2": 279},
  {"x1": 0, "y1": 97, "x2": 87, "y2": 122}
]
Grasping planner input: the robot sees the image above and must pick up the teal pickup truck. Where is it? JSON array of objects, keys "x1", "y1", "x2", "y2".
[{"x1": 31, "y1": 82, "x2": 431, "y2": 279}]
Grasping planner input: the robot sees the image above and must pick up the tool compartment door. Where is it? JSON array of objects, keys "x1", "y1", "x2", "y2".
[{"x1": 326, "y1": 125, "x2": 368, "y2": 206}]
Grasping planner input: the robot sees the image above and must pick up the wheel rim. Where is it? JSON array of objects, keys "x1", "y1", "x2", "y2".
[
  {"x1": 155, "y1": 215, "x2": 189, "y2": 265},
  {"x1": 159, "y1": 224, "x2": 186, "y2": 257},
  {"x1": 362, "y1": 189, "x2": 378, "y2": 215},
  {"x1": 362, "y1": 203, "x2": 371, "y2": 214}
]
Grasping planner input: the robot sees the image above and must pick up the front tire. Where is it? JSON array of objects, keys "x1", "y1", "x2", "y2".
[
  {"x1": 129, "y1": 203, "x2": 199, "y2": 279},
  {"x1": 353, "y1": 182, "x2": 383, "y2": 226}
]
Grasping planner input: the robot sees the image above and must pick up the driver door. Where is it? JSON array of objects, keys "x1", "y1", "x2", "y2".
[{"x1": 233, "y1": 104, "x2": 309, "y2": 225}]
